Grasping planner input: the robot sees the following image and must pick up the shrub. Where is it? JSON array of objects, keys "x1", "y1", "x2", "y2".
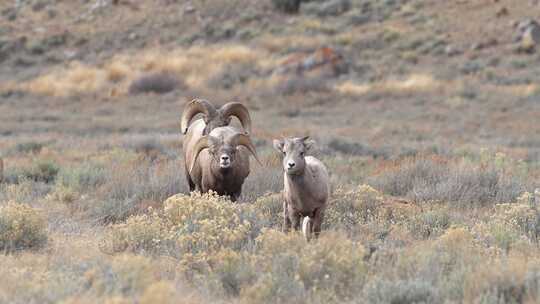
[
  {"x1": 56, "y1": 162, "x2": 106, "y2": 193},
  {"x1": 164, "y1": 193, "x2": 253, "y2": 257},
  {"x1": 369, "y1": 155, "x2": 526, "y2": 206},
  {"x1": 245, "y1": 229, "x2": 366, "y2": 303},
  {"x1": 271, "y1": 0, "x2": 301, "y2": 14},
  {"x1": 0, "y1": 177, "x2": 51, "y2": 204},
  {"x1": 92, "y1": 158, "x2": 186, "y2": 223},
  {"x1": 363, "y1": 279, "x2": 438, "y2": 304},
  {"x1": 0, "y1": 202, "x2": 47, "y2": 252},
  {"x1": 128, "y1": 73, "x2": 180, "y2": 95},
  {"x1": 19, "y1": 159, "x2": 60, "y2": 183},
  {"x1": 407, "y1": 208, "x2": 451, "y2": 239},
  {"x1": 324, "y1": 185, "x2": 384, "y2": 231},
  {"x1": 13, "y1": 141, "x2": 45, "y2": 154},
  {"x1": 103, "y1": 212, "x2": 167, "y2": 255}
]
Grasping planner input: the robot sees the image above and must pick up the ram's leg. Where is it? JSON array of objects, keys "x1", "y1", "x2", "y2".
[
  {"x1": 312, "y1": 207, "x2": 325, "y2": 238},
  {"x1": 185, "y1": 167, "x2": 195, "y2": 192},
  {"x1": 282, "y1": 201, "x2": 292, "y2": 232},
  {"x1": 290, "y1": 210, "x2": 301, "y2": 231}
]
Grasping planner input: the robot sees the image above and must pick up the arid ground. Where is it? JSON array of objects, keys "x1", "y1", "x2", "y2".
[{"x1": 1, "y1": 0, "x2": 540, "y2": 303}]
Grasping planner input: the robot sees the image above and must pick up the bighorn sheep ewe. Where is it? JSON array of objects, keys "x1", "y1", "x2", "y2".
[
  {"x1": 273, "y1": 136, "x2": 330, "y2": 240},
  {"x1": 181, "y1": 99, "x2": 252, "y2": 191},
  {"x1": 190, "y1": 128, "x2": 260, "y2": 201}
]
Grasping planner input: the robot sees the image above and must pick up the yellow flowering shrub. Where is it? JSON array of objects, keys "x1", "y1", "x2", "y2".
[
  {"x1": 244, "y1": 229, "x2": 366, "y2": 303},
  {"x1": 164, "y1": 192, "x2": 253, "y2": 256},
  {"x1": 324, "y1": 184, "x2": 385, "y2": 230},
  {"x1": 0, "y1": 202, "x2": 47, "y2": 252}
]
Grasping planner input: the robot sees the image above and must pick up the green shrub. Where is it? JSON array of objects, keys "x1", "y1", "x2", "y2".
[{"x1": 0, "y1": 202, "x2": 48, "y2": 252}]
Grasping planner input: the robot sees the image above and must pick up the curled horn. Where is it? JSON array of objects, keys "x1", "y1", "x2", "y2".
[
  {"x1": 228, "y1": 133, "x2": 262, "y2": 166},
  {"x1": 190, "y1": 136, "x2": 212, "y2": 173},
  {"x1": 219, "y1": 102, "x2": 252, "y2": 135},
  {"x1": 181, "y1": 99, "x2": 218, "y2": 134}
]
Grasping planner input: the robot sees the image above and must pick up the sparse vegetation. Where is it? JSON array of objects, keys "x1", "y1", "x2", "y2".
[{"x1": 2, "y1": 0, "x2": 540, "y2": 303}]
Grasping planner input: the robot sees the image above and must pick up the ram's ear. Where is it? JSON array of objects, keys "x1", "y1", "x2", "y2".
[
  {"x1": 301, "y1": 136, "x2": 315, "y2": 151},
  {"x1": 273, "y1": 139, "x2": 285, "y2": 153}
]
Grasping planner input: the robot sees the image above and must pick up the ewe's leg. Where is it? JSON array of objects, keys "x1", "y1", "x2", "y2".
[
  {"x1": 282, "y1": 201, "x2": 292, "y2": 232},
  {"x1": 312, "y1": 207, "x2": 325, "y2": 238}
]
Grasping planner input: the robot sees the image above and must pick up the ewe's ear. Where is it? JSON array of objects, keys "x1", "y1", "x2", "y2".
[
  {"x1": 303, "y1": 138, "x2": 315, "y2": 151},
  {"x1": 273, "y1": 139, "x2": 285, "y2": 153}
]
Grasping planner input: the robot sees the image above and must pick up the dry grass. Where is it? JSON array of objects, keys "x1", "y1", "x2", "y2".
[
  {"x1": 335, "y1": 74, "x2": 446, "y2": 97},
  {"x1": 19, "y1": 45, "x2": 270, "y2": 97}
]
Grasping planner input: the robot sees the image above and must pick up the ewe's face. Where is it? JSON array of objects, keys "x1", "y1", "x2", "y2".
[{"x1": 273, "y1": 137, "x2": 312, "y2": 175}]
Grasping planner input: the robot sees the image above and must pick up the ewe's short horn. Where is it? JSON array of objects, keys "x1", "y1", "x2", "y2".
[
  {"x1": 229, "y1": 133, "x2": 261, "y2": 166},
  {"x1": 219, "y1": 102, "x2": 252, "y2": 135},
  {"x1": 181, "y1": 99, "x2": 218, "y2": 134}
]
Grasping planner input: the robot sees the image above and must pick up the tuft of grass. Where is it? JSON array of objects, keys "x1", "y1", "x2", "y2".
[{"x1": 0, "y1": 202, "x2": 48, "y2": 252}]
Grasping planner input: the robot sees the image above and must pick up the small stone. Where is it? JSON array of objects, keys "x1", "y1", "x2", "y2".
[
  {"x1": 128, "y1": 32, "x2": 138, "y2": 40},
  {"x1": 444, "y1": 45, "x2": 461, "y2": 56},
  {"x1": 47, "y1": 9, "x2": 57, "y2": 19},
  {"x1": 32, "y1": 1, "x2": 47, "y2": 12},
  {"x1": 495, "y1": 7, "x2": 508, "y2": 17},
  {"x1": 516, "y1": 20, "x2": 540, "y2": 53},
  {"x1": 184, "y1": 5, "x2": 195, "y2": 14},
  {"x1": 302, "y1": 0, "x2": 351, "y2": 17}
]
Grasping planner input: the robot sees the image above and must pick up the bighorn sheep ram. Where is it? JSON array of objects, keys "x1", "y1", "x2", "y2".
[
  {"x1": 273, "y1": 136, "x2": 330, "y2": 240},
  {"x1": 181, "y1": 99, "x2": 252, "y2": 191},
  {"x1": 190, "y1": 128, "x2": 261, "y2": 202}
]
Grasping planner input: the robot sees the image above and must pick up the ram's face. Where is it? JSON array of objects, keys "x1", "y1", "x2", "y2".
[{"x1": 205, "y1": 137, "x2": 236, "y2": 170}]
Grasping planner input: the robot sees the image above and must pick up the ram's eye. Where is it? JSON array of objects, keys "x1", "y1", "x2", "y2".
[
  {"x1": 300, "y1": 152, "x2": 305, "y2": 157},
  {"x1": 282, "y1": 151, "x2": 286, "y2": 155}
]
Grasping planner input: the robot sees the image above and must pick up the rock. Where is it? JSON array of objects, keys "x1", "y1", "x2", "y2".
[
  {"x1": 495, "y1": 7, "x2": 508, "y2": 17},
  {"x1": 27, "y1": 40, "x2": 47, "y2": 55},
  {"x1": 47, "y1": 9, "x2": 57, "y2": 19},
  {"x1": 275, "y1": 46, "x2": 348, "y2": 77},
  {"x1": 515, "y1": 20, "x2": 540, "y2": 53},
  {"x1": 184, "y1": 4, "x2": 195, "y2": 14},
  {"x1": 444, "y1": 45, "x2": 461, "y2": 56},
  {"x1": 128, "y1": 32, "x2": 138, "y2": 40},
  {"x1": 302, "y1": 0, "x2": 351, "y2": 17},
  {"x1": 13, "y1": 56, "x2": 35, "y2": 67},
  {"x1": 32, "y1": 1, "x2": 48, "y2": 12}
]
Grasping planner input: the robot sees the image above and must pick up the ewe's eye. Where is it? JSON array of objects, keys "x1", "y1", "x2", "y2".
[{"x1": 300, "y1": 152, "x2": 305, "y2": 157}]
